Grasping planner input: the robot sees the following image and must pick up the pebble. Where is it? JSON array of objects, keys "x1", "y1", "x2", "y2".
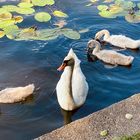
[{"x1": 125, "y1": 113, "x2": 133, "y2": 120}]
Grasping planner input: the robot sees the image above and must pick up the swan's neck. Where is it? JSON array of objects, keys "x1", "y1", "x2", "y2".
[
  {"x1": 92, "y1": 43, "x2": 101, "y2": 54},
  {"x1": 69, "y1": 64, "x2": 74, "y2": 100},
  {"x1": 102, "y1": 30, "x2": 110, "y2": 40}
]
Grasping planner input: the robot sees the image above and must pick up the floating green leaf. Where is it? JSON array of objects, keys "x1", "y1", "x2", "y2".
[
  {"x1": 2, "y1": 5, "x2": 18, "y2": 12},
  {"x1": 15, "y1": 7, "x2": 35, "y2": 15},
  {"x1": 31, "y1": 0, "x2": 55, "y2": 6},
  {"x1": 97, "y1": 5, "x2": 108, "y2": 11},
  {"x1": 0, "y1": 31, "x2": 5, "y2": 38},
  {"x1": 99, "y1": 11, "x2": 116, "y2": 18},
  {"x1": 53, "y1": 10, "x2": 68, "y2": 18},
  {"x1": 18, "y1": 2, "x2": 33, "y2": 8},
  {"x1": 0, "y1": 12, "x2": 12, "y2": 21},
  {"x1": 62, "y1": 28, "x2": 80, "y2": 40},
  {"x1": 13, "y1": 16, "x2": 24, "y2": 23},
  {"x1": 125, "y1": 14, "x2": 140, "y2": 23},
  {"x1": 0, "y1": 8, "x2": 8, "y2": 13},
  {"x1": 79, "y1": 28, "x2": 89, "y2": 33},
  {"x1": 0, "y1": 19, "x2": 15, "y2": 29},
  {"x1": 34, "y1": 12, "x2": 51, "y2": 22},
  {"x1": 3, "y1": 25, "x2": 19, "y2": 36}
]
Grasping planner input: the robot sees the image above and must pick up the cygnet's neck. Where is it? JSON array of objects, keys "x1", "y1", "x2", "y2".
[
  {"x1": 102, "y1": 30, "x2": 110, "y2": 40},
  {"x1": 92, "y1": 42, "x2": 101, "y2": 55}
]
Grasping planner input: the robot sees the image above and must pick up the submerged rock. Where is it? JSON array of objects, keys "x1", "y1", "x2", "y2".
[{"x1": 0, "y1": 84, "x2": 35, "y2": 103}]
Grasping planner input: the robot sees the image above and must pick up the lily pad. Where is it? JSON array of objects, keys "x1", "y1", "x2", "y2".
[
  {"x1": 18, "y1": 2, "x2": 34, "y2": 8},
  {"x1": 99, "y1": 11, "x2": 116, "y2": 18},
  {"x1": 34, "y1": 12, "x2": 51, "y2": 22},
  {"x1": 125, "y1": 14, "x2": 140, "y2": 23},
  {"x1": 13, "y1": 16, "x2": 24, "y2": 23},
  {"x1": 0, "y1": 8, "x2": 8, "y2": 13},
  {"x1": 97, "y1": 5, "x2": 108, "y2": 11},
  {"x1": 109, "y1": 4, "x2": 123, "y2": 14},
  {"x1": 79, "y1": 28, "x2": 89, "y2": 33},
  {"x1": 15, "y1": 7, "x2": 35, "y2": 15},
  {"x1": 0, "y1": 31, "x2": 5, "y2": 38},
  {"x1": 3, "y1": 25, "x2": 19, "y2": 36},
  {"x1": 0, "y1": 12, "x2": 12, "y2": 21},
  {"x1": 62, "y1": 28, "x2": 80, "y2": 40},
  {"x1": 0, "y1": 19, "x2": 15, "y2": 29},
  {"x1": 53, "y1": 10, "x2": 68, "y2": 18},
  {"x1": 2, "y1": 5, "x2": 18, "y2": 12},
  {"x1": 31, "y1": 0, "x2": 55, "y2": 6}
]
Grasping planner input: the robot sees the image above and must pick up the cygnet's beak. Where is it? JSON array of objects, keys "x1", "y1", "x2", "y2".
[{"x1": 57, "y1": 63, "x2": 67, "y2": 71}]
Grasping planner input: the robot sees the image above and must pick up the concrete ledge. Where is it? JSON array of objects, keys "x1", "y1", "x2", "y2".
[{"x1": 36, "y1": 94, "x2": 140, "y2": 140}]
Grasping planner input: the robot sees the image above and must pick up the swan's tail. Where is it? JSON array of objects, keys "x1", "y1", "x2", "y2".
[
  {"x1": 137, "y1": 40, "x2": 140, "y2": 47},
  {"x1": 128, "y1": 56, "x2": 134, "y2": 64}
]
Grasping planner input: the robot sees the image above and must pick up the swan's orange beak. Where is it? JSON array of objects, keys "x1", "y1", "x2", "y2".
[{"x1": 57, "y1": 63, "x2": 67, "y2": 71}]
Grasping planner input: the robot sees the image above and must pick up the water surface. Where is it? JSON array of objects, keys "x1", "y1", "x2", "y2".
[{"x1": 0, "y1": 0, "x2": 140, "y2": 139}]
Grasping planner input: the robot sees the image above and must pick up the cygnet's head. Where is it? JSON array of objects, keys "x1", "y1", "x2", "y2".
[
  {"x1": 87, "y1": 39, "x2": 101, "y2": 52},
  {"x1": 57, "y1": 48, "x2": 77, "y2": 71}
]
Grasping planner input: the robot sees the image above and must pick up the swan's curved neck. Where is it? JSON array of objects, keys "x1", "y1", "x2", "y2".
[
  {"x1": 102, "y1": 30, "x2": 110, "y2": 40},
  {"x1": 92, "y1": 42, "x2": 101, "y2": 54}
]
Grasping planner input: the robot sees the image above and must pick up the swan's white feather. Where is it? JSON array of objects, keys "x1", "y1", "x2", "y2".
[
  {"x1": 0, "y1": 84, "x2": 35, "y2": 103},
  {"x1": 96, "y1": 50, "x2": 134, "y2": 65},
  {"x1": 56, "y1": 49, "x2": 88, "y2": 111},
  {"x1": 88, "y1": 40, "x2": 134, "y2": 66},
  {"x1": 95, "y1": 29, "x2": 140, "y2": 49}
]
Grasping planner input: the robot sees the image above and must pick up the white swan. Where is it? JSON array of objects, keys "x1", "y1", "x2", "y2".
[
  {"x1": 95, "y1": 29, "x2": 140, "y2": 49},
  {"x1": 56, "y1": 48, "x2": 89, "y2": 111},
  {"x1": 0, "y1": 84, "x2": 35, "y2": 103},
  {"x1": 88, "y1": 40, "x2": 134, "y2": 66}
]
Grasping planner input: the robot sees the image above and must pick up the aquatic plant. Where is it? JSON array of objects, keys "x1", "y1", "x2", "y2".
[
  {"x1": 86, "y1": 0, "x2": 140, "y2": 23},
  {"x1": 9, "y1": 27, "x2": 81, "y2": 41},
  {"x1": 0, "y1": 0, "x2": 80, "y2": 41}
]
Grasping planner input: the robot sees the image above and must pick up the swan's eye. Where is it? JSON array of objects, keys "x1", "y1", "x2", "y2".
[{"x1": 63, "y1": 60, "x2": 70, "y2": 64}]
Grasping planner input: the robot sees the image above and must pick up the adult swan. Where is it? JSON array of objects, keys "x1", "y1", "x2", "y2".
[
  {"x1": 95, "y1": 29, "x2": 140, "y2": 49},
  {"x1": 56, "y1": 48, "x2": 89, "y2": 111},
  {"x1": 88, "y1": 39, "x2": 134, "y2": 66}
]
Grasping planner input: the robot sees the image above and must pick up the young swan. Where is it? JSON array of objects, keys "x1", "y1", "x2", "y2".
[
  {"x1": 87, "y1": 39, "x2": 134, "y2": 66},
  {"x1": 0, "y1": 84, "x2": 35, "y2": 103},
  {"x1": 56, "y1": 48, "x2": 89, "y2": 111},
  {"x1": 95, "y1": 29, "x2": 140, "y2": 49}
]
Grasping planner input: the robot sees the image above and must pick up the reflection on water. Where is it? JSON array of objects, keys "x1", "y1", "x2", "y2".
[{"x1": 61, "y1": 108, "x2": 80, "y2": 125}]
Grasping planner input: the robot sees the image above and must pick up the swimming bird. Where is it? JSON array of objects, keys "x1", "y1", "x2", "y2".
[
  {"x1": 0, "y1": 84, "x2": 35, "y2": 103},
  {"x1": 56, "y1": 48, "x2": 89, "y2": 111},
  {"x1": 95, "y1": 29, "x2": 140, "y2": 49},
  {"x1": 87, "y1": 39, "x2": 134, "y2": 66}
]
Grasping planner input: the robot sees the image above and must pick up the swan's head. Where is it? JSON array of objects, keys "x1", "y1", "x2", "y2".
[
  {"x1": 57, "y1": 48, "x2": 80, "y2": 71},
  {"x1": 87, "y1": 39, "x2": 101, "y2": 51}
]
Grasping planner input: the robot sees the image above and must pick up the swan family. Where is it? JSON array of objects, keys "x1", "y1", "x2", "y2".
[
  {"x1": 0, "y1": 29, "x2": 137, "y2": 112},
  {"x1": 56, "y1": 29, "x2": 137, "y2": 111}
]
